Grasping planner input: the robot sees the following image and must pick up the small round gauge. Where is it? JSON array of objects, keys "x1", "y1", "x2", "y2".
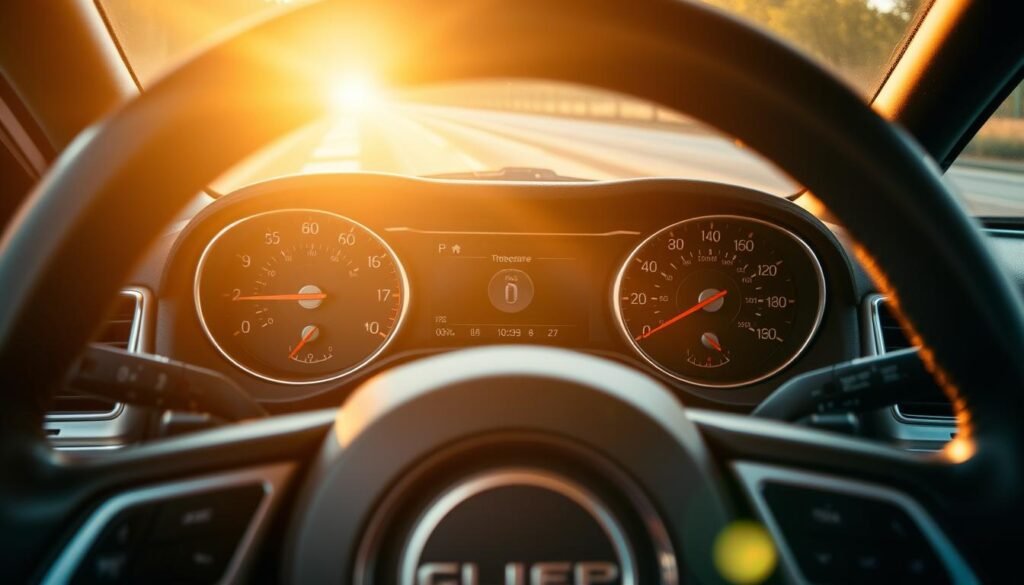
[
  {"x1": 614, "y1": 215, "x2": 825, "y2": 388},
  {"x1": 195, "y1": 209, "x2": 408, "y2": 384}
]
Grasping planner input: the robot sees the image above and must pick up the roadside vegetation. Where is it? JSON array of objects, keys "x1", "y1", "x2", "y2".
[
  {"x1": 704, "y1": 0, "x2": 922, "y2": 92},
  {"x1": 709, "y1": 0, "x2": 1023, "y2": 166},
  {"x1": 961, "y1": 93, "x2": 1024, "y2": 166}
]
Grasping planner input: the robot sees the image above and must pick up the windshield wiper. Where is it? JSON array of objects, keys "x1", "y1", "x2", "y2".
[{"x1": 426, "y1": 167, "x2": 590, "y2": 182}]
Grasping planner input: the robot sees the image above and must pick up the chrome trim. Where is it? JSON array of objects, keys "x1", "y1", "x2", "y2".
[
  {"x1": 0, "y1": 92, "x2": 46, "y2": 175},
  {"x1": 45, "y1": 400, "x2": 121, "y2": 423},
  {"x1": 612, "y1": 214, "x2": 827, "y2": 388},
  {"x1": 53, "y1": 444, "x2": 125, "y2": 452},
  {"x1": 983, "y1": 228, "x2": 1024, "y2": 238},
  {"x1": 863, "y1": 293, "x2": 888, "y2": 357},
  {"x1": 864, "y1": 294, "x2": 955, "y2": 425},
  {"x1": 892, "y1": 403, "x2": 956, "y2": 425},
  {"x1": 194, "y1": 209, "x2": 411, "y2": 385},
  {"x1": 46, "y1": 287, "x2": 152, "y2": 451},
  {"x1": 732, "y1": 461, "x2": 977, "y2": 585},
  {"x1": 399, "y1": 468, "x2": 637, "y2": 585},
  {"x1": 46, "y1": 288, "x2": 147, "y2": 421},
  {"x1": 42, "y1": 463, "x2": 294, "y2": 585}
]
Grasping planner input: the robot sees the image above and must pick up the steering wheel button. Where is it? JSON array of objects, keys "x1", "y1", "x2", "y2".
[
  {"x1": 808, "y1": 504, "x2": 843, "y2": 527},
  {"x1": 796, "y1": 544, "x2": 849, "y2": 582},
  {"x1": 130, "y1": 538, "x2": 232, "y2": 585},
  {"x1": 852, "y1": 549, "x2": 886, "y2": 575},
  {"x1": 71, "y1": 551, "x2": 131, "y2": 585},
  {"x1": 902, "y1": 555, "x2": 949, "y2": 584},
  {"x1": 71, "y1": 507, "x2": 154, "y2": 585},
  {"x1": 96, "y1": 507, "x2": 152, "y2": 551},
  {"x1": 758, "y1": 482, "x2": 955, "y2": 583},
  {"x1": 169, "y1": 538, "x2": 235, "y2": 584},
  {"x1": 762, "y1": 483, "x2": 858, "y2": 534},
  {"x1": 151, "y1": 485, "x2": 263, "y2": 542}
]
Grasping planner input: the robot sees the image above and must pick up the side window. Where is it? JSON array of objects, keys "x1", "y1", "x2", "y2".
[{"x1": 949, "y1": 82, "x2": 1024, "y2": 217}]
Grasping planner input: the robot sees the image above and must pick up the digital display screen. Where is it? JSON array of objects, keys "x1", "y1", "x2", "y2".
[{"x1": 421, "y1": 235, "x2": 592, "y2": 344}]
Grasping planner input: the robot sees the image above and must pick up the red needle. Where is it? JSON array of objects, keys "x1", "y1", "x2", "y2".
[
  {"x1": 235, "y1": 293, "x2": 327, "y2": 301},
  {"x1": 288, "y1": 326, "x2": 319, "y2": 359},
  {"x1": 704, "y1": 334, "x2": 723, "y2": 352},
  {"x1": 636, "y1": 289, "x2": 728, "y2": 341}
]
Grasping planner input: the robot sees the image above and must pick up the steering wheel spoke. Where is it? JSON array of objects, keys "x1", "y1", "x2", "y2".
[
  {"x1": 690, "y1": 408, "x2": 981, "y2": 583},
  {"x1": 26, "y1": 410, "x2": 334, "y2": 584}
]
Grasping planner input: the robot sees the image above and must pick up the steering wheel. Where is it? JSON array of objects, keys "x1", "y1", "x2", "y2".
[{"x1": 2, "y1": 0, "x2": 1022, "y2": 582}]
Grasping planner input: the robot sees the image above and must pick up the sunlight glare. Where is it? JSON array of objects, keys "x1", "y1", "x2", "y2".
[{"x1": 330, "y1": 72, "x2": 383, "y2": 113}]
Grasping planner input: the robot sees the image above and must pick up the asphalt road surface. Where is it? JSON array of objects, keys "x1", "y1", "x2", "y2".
[{"x1": 216, "y1": 104, "x2": 1023, "y2": 217}]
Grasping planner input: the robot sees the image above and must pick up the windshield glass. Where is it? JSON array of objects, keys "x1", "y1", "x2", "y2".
[
  {"x1": 97, "y1": 0, "x2": 925, "y2": 196},
  {"x1": 948, "y1": 82, "x2": 1024, "y2": 217}
]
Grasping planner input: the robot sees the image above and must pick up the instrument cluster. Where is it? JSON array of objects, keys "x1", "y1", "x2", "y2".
[{"x1": 163, "y1": 175, "x2": 856, "y2": 407}]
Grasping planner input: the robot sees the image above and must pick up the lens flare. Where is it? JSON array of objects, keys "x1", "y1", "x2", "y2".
[
  {"x1": 713, "y1": 520, "x2": 777, "y2": 584},
  {"x1": 943, "y1": 435, "x2": 976, "y2": 464}
]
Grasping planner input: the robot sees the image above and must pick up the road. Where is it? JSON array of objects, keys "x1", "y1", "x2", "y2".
[{"x1": 215, "y1": 104, "x2": 1023, "y2": 217}]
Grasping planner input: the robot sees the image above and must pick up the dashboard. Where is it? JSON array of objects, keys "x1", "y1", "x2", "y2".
[{"x1": 154, "y1": 174, "x2": 863, "y2": 410}]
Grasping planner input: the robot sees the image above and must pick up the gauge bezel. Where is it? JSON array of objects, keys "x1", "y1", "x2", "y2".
[
  {"x1": 612, "y1": 214, "x2": 826, "y2": 388},
  {"x1": 194, "y1": 208, "x2": 411, "y2": 385}
]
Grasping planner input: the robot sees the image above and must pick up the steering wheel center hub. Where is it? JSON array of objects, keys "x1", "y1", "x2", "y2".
[
  {"x1": 286, "y1": 347, "x2": 730, "y2": 584},
  {"x1": 401, "y1": 469, "x2": 634, "y2": 585}
]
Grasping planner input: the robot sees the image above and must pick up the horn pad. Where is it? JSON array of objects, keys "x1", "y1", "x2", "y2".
[{"x1": 285, "y1": 347, "x2": 732, "y2": 583}]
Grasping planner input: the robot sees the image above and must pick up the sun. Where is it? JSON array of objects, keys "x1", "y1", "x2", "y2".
[{"x1": 329, "y1": 72, "x2": 382, "y2": 113}]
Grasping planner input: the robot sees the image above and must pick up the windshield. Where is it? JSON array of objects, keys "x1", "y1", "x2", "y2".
[
  {"x1": 96, "y1": 0, "x2": 925, "y2": 196},
  {"x1": 948, "y1": 82, "x2": 1024, "y2": 217}
]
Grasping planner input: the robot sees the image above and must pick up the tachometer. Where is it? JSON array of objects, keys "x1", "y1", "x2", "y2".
[
  {"x1": 195, "y1": 209, "x2": 408, "y2": 384},
  {"x1": 614, "y1": 215, "x2": 825, "y2": 387}
]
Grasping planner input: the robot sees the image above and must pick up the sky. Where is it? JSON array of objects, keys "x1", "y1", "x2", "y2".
[{"x1": 868, "y1": 0, "x2": 897, "y2": 11}]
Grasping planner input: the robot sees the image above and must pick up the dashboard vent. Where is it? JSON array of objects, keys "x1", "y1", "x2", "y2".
[
  {"x1": 871, "y1": 296, "x2": 953, "y2": 420},
  {"x1": 873, "y1": 298, "x2": 912, "y2": 352},
  {"x1": 93, "y1": 292, "x2": 140, "y2": 350},
  {"x1": 47, "y1": 292, "x2": 141, "y2": 418}
]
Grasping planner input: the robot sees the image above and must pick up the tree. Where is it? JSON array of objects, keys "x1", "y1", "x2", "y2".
[{"x1": 703, "y1": 0, "x2": 923, "y2": 91}]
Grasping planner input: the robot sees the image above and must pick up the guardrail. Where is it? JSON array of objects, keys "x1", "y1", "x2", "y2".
[{"x1": 404, "y1": 82, "x2": 694, "y2": 127}]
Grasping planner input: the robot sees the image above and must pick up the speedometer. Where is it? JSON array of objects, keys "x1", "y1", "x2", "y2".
[
  {"x1": 614, "y1": 215, "x2": 825, "y2": 387},
  {"x1": 195, "y1": 209, "x2": 408, "y2": 385}
]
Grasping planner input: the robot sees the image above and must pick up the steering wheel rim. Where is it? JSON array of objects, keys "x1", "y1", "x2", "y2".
[{"x1": 1, "y1": 0, "x2": 1022, "y2": 581}]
